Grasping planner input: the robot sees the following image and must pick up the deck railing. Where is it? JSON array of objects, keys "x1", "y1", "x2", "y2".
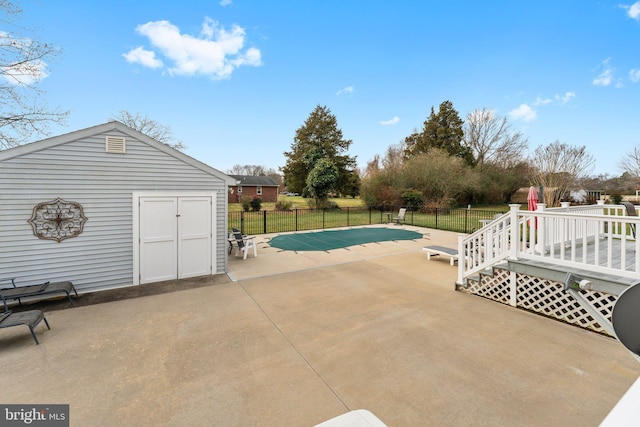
[{"x1": 457, "y1": 203, "x2": 640, "y2": 285}]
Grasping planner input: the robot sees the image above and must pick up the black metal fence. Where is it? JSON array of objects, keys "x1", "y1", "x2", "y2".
[{"x1": 229, "y1": 206, "x2": 506, "y2": 236}]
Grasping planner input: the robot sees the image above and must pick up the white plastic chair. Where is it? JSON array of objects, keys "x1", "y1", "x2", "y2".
[
  {"x1": 229, "y1": 228, "x2": 257, "y2": 259},
  {"x1": 392, "y1": 208, "x2": 406, "y2": 225}
]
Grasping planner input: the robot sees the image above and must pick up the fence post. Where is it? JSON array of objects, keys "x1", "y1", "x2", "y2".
[
  {"x1": 347, "y1": 206, "x2": 350, "y2": 227},
  {"x1": 323, "y1": 208, "x2": 326, "y2": 229},
  {"x1": 240, "y1": 211, "x2": 245, "y2": 234},
  {"x1": 295, "y1": 208, "x2": 298, "y2": 231},
  {"x1": 263, "y1": 210, "x2": 267, "y2": 234},
  {"x1": 464, "y1": 209, "x2": 468, "y2": 233}
]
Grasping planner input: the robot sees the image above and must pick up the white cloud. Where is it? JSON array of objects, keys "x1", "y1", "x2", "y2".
[
  {"x1": 336, "y1": 86, "x2": 354, "y2": 96},
  {"x1": 220, "y1": 0, "x2": 232, "y2": 5},
  {"x1": 630, "y1": 69, "x2": 640, "y2": 83},
  {"x1": 532, "y1": 97, "x2": 553, "y2": 106},
  {"x1": 592, "y1": 58, "x2": 617, "y2": 87},
  {"x1": 556, "y1": 91, "x2": 576, "y2": 104},
  {"x1": 0, "y1": 32, "x2": 49, "y2": 85},
  {"x1": 533, "y1": 92, "x2": 575, "y2": 105},
  {"x1": 379, "y1": 116, "x2": 400, "y2": 126},
  {"x1": 1, "y1": 59, "x2": 48, "y2": 85},
  {"x1": 625, "y1": 2, "x2": 640, "y2": 19},
  {"x1": 509, "y1": 104, "x2": 537, "y2": 122},
  {"x1": 593, "y1": 69, "x2": 614, "y2": 86},
  {"x1": 123, "y1": 17, "x2": 261, "y2": 80},
  {"x1": 122, "y1": 46, "x2": 163, "y2": 69}
]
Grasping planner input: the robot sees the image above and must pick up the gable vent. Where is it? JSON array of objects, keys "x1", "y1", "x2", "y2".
[{"x1": 105, "y1": 136, "x2": 126, "y2": 153}]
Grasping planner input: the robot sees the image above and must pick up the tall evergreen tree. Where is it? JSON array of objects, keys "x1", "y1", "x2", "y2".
[
  {"x1": 404, "y1": 100, "x2": 473, "y2": 165},
  {"x1": 282, "y1": 105, "x2": 357, "y2": 196}
]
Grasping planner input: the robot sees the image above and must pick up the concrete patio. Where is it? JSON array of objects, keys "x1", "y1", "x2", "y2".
[{"x1": 1, "y1": 226, "x2": 639, "y2": 426}]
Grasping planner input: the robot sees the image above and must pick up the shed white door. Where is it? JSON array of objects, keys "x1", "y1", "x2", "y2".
[{"x1": 139, "y1": 196, "x2": 212, "y2": 284}]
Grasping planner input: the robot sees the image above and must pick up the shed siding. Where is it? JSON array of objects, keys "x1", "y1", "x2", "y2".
[{"x1": 0, "y1": 129, "x2": 228, "y2": 293}]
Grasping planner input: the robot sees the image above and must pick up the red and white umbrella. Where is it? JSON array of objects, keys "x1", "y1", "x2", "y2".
[
  {"x1": 527, "y1": 186, "x2": 539, "y2": 211},
  {"x1": 527, "y1": 186, "x2": 539, "y2": 228}
]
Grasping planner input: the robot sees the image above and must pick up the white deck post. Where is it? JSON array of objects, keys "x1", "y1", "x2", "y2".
[
  {"x1": 536, "y1": 203, "x2": 546, "y2": 254},
  {"x1": 456, "y1": 233, "x2": 465, "y2": 287},
  {"x1": 508, "y1": 204, "x2": 520, "y2": 260}
]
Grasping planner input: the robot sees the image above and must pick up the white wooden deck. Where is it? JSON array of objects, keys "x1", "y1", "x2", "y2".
[{"x1": 458, "y1": 203, "x2": 640, "y2": 295}]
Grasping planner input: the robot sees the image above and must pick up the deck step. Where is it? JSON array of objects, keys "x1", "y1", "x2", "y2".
[
  {"x1": 493, "y1": 262, "x2": 509, "y2": 270},
  {"x1": 507, "y1": 259, "x2": 640, "y2": 296},
  {"x1": 467, "y1": 275, "x2": 480, "y2": 283},
  {"x1": 479, "y1": 269, "x2": 495, "y2": 278}
]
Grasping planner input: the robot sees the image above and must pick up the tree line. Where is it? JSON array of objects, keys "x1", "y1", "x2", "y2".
[{"x1": 282, "y1": 101, "x2": 597, "y2": 209}]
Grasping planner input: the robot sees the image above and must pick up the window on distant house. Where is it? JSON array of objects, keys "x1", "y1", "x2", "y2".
[
  {"x1": 238, "y1": 186, "x2": 242, "y2": 193},
  {"x1": 257, "y1": 186, "x2": 262, "y2": 195}
]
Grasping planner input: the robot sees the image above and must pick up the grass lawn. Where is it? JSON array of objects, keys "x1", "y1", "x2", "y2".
[
  {"x1": 228, "y1": 195, "x2": 365, "y2": 212},
  {"x1": 228, "y1": 200, "x2": 515, "y2": 235}
]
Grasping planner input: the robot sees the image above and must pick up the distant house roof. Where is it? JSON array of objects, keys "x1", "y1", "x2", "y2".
[{"x1": 229, "y1": 175, "x2": 279, "y2": 187}]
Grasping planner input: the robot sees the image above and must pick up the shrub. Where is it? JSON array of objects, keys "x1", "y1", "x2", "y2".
[
  {"x1": 240, "y1": 195, "x2": 251, "y2": 212},
  {"x1": 401, "y1": 189, "x2": 424, "y2": 210},
  {"x1": 250, "y1": 196, "x2": 262, "y2": 211},
  {"x1": 307, "y1": 199, "x2": 340, "y2": 210},
  {"x1": 610, "y1": 192, "x2": 623, "y2": 205},
  {"x1": 274, "y1": 200, "x2": 293, "y2": 211}
]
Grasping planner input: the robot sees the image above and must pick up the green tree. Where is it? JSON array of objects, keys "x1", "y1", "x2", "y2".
[
  {"x1": 282, "y1": 105, "x2": 357, "y2": 196},
  {"x1": 306, "y1": 158, "x2": 338, "y2": 203},
  {"x1": 341, "y1": 169, "x2": 361, "y2": 198},
  {"x1": 404, "y1": 100, "x2": 473, "y2": 165},
  {"x1": 401, "y1": 189, "x2": 424, "y2": 210}
]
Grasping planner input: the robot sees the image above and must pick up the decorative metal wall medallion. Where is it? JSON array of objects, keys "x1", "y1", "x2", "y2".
[{"x1": 28, "y1": 198, "x2": 88, "y2": 243}]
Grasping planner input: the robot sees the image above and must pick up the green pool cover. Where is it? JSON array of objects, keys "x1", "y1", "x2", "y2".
[{"x1": 268, "y1": 227, "x2": 424, "y2": 251}]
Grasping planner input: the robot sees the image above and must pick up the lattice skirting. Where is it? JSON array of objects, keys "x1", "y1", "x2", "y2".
[{"x1": 463, "y1": 267, "x2": 618, "y2": 336}]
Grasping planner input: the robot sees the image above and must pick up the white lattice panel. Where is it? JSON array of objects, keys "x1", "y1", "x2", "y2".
[
  {"x1": 464, "y1": 269, "x2": 511, "y2": 305},
  {"x1": 463, "y1": 267, "x2": 618, "y2": 336}
]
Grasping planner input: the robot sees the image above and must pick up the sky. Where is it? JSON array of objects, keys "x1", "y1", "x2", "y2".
[{"x1": 9, "y1": 0, "x2": 640, "y2": 177}]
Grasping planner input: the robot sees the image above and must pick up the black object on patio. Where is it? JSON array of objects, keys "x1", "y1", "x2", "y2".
[
  {"x1": 0, "y1": 278, "x2": 78, "y2": 312},
  {"x1": 0, "y1": 310, "x2": 50, "y2": 345}
]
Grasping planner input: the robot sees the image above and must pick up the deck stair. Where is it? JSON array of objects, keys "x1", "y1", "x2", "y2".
[{"x1": 455, "y1": 203, "x2": 640, "y2": 336}]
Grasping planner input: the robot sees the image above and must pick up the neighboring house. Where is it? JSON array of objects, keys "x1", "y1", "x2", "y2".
[
  {"x1": 567, "y1": 189, "x2": 603, "y2": 204},
  {"x1": 0, "y1": 121, "x2": 236, "y2": 293},
  {"x1": 228, "y1": 175, "x2": 279, "y2": 203},
  {"x1": 511, "y1": 186, "x2": 562, "y2": 205}
]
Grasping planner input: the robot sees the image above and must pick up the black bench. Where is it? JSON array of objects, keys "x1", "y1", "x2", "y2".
[
  {"x1": 0, "y1": 278, "x2": 77, "y2": 311},
  {"x1": 0, "y1": 310, "x2": 50, "y2": 345}
]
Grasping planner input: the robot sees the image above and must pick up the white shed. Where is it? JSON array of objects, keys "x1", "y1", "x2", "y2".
[{"x1": 0, "y1": 121, "x2": 236, "y2": 293}]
